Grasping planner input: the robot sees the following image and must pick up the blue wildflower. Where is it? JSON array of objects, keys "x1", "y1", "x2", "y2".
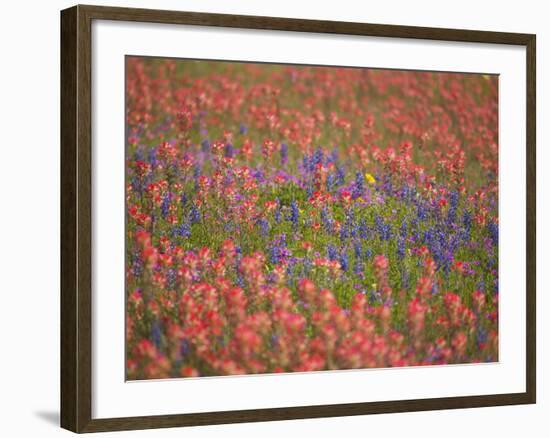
[
  {"x1": 327, "y1": 244, "x2": 338, "y2": 261},
  {"x1": 224, "y1": 143, "x2": 234, "y2": 158},
  {"x1": 354, "y1": 241, "x2": 363, "y2": 258},
  {"x1": 161, "y1": 193, "x2": 170, "y2": 219},
  {"x1": 274, "y1": 199, "x2": 282, "y2": 223},
  {"x1": 353, "y1": 170, "x2": 364, "y2": 199},
  {"x1": 189, "y1": 205, "x2": 201, "y2": 224},
  {"x1": 289, "y1": 200, "x2": 299, "y2": 230},
  {"x1": 258, "y1": 218, "x2": 269, "y2": 238},
  {"x1": 151, "y1": 320, "x2": 162, "y2": 349},
  {"x1": 173, "y1": 223, "x2": 191, "y2": 239},
  {"x1": 280, "y1": 143, "x2": 288, "y2": 166},
  {"x1": 374, "y1": 214, "x2": 392, "y2": 241},
  {"x1": 147, "y1": 147, "x2": 157, "y2": 167},
  {"x1": 339, "y1": 251, "x2": 349, "y2": 272},
  {"x1": 326, "y1": 173, "x2": 335, "y2": 192},
  {"x1": 201, "y1": 139, "x2": 210, "y2": 153},
  {"x1": 487, "y1": 221, "x2": 498, "y2": 246}
]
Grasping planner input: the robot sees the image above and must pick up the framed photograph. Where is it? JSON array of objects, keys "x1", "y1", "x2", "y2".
[{"x1": 60, "y1": 4, "x2": 536, "y2": 433}]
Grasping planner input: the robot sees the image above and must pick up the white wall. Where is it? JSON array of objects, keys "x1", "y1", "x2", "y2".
[{"x1": 0, "y1": 0, "x2": 546, "y2": 436}]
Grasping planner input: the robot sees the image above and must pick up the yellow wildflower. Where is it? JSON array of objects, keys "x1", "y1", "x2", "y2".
[{"x1": 365, "y1": 173, "x2": 376, "y2": 184}]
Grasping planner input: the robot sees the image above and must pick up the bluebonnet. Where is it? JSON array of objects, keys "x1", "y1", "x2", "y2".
[
  {"x1": 269, "y1": 245, "x2": 281, "y2": 264},
  {"x1": 151, "y1": 320, "x2": 162, "y2": 350},
  {"x1": 328, "y1": 148, "x2": 339, "y2": 165},
  {"x1": 400, "y1": 184, "x2": 415, "y2": 203},
  {"x1": 274, "y1": 198, "x2": 282, "y2": 223},
  {"x1": 379, "y1": 174, "x2": 393, "y2": 195},
  {"x1": 327, "y1": 244, "x2": 338, "y2": 261},
  {"x1": 423, "y1": 227, "x2": 442, "y2": 268},
  {"x1": 335, "y1": 165, "x2": 346, "y2": 186},
  {"x1": 313, "y1": 148, "x2": 324, "y2": 167},
  {"x1": 131, "y1": 251, "x2": 143, "y2": 277},
  {"x1": 258, "y1": 218, "x2": 269, "y2": 238},
  {"x1": 189, "y1": 205, "x2": 201, "y2": 224},
  {"x1": 423, "y1": 224, "x2": 456, "y2": 274},
  {"x1": 461, "y1": 210, "x2": 472, "y2": 241},
  {"x1": 358, "y1": 218, "x2": 368, "y2": 239},
  {"x1": 303, "y1": 257, "x2": 313, "y2": 276},
  {"x1": 476, "y1": 327, "x2": 488, "y2": 349},
  {"x1": 397, "y1": 237, "x2": 406, "y2": 259},
  {"x1": 133, "y1": 148, "x2": 144, "y2": 162},
  {"x1": 448, "y1": 233, "x2": 460, "y2": 256},
  {"x1": 252, "y1": 168, "x2": 265, "y2": 182},
  {"x1": 399, "y1": 220, "x2": 408, "y2": 237},
  {"x1": 236, "y1": 274, "x2": 245, "y2": 288},
  {"x1": 321, "y1": 207, "x2": 334, "y2": 234},
  {"x1": 354, "y1": 241, "x2": 363, "y2": 258},
  {"x1": 416, "y1": 201, "x2": 429, "y2": 221},
  {"x1": 224, "y1": 143, "x2": 234, "y2": 158},
  {"x1": 350, "y1": 222, "x2": 358, "y2": 239},
  {"x1": 374, "y1": 214, "x2": 392, "y2": 241},
  {"x1": 339, "y1": 251, "x2": 349, "y2": 272},
  {"x1": 280, "y1": 143, "x2": 288, "y2": 166},
  {"x1": 147, "y1": 147, "x2": 157, "y2": 167},
  {"x1": 179, "y1": 339, "x2": 190, "y2": 357},
  {"x1": 286, "y1": 260, "x2": 297, "y2": 287},
  {"x1": 326, "y1": 173, "x2": 335, "y2": 192},
  {"x1": 268, "y1": 234, "x2": 288, "y2": 265},
  {"x1": 289, "y1": 200, "x2": 299, "y2": 230},
  {"x1": 201, "y1": 139, "x2": 210, "y2": 153},
  {"x1": 339, "y1": 224, "x2": 349, "y2": 242},
  {"x1": 345, "y1": 209, "x2": 356, "y2": 238},
  {"x1": 166, "y1": 268, "x2": 177, "y2": 289},
  {"x1": 398, "y1": 220, "x2": 408, "y2": 258},
  {"x1": 193, "y1": 163, "x2": 201, "y2": 179},
  {"x1": 487, "y1": 221, "x2": 498, "y2": 246},
  {"x1": 161, "y1": 193, "x2": 170, "y2": 218},
  {"x1": 352, "y1": 170, "x2": 364, "y2": 199},
  {"x1": 401, "y1": 269, "x2": 410, "y2": 289},
  {"x1": 364, "y1": 247, "x2": 373, "y2": 260},
  {"x1": 173, "y1": 223, "x2": 191, "y2": 239},
  {"x1": 131, "y1": 176, "x2": 142, "y2": 194},
  {"x1": 447, "y1": 191, "x2": 459, "y2": 224},
  {"x1": 366, "y1": 287, "x2": 380, "y2": 305},
  {"x1": 354, "y1": 260, "x2": 364, "y2": 277},
  {"x1": 193, "y1": 163, "x2": 201, "y2": 190},
  {"x1": 302, "y1": 154, "x2": 311, "y2": 175}
]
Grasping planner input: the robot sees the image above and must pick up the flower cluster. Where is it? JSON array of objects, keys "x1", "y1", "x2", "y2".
[{"x1": 125, "y1": 58, "x2": 499, "y2": 379}]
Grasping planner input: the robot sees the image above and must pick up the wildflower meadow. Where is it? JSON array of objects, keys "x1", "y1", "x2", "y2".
[{"x1": 125, "y1": 57, "x2": 499, "y2": 380}]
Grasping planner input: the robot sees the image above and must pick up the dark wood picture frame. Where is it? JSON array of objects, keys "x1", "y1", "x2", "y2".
[{"x1": 61, "y1": 4, "x2": 536, "y2": 433}]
